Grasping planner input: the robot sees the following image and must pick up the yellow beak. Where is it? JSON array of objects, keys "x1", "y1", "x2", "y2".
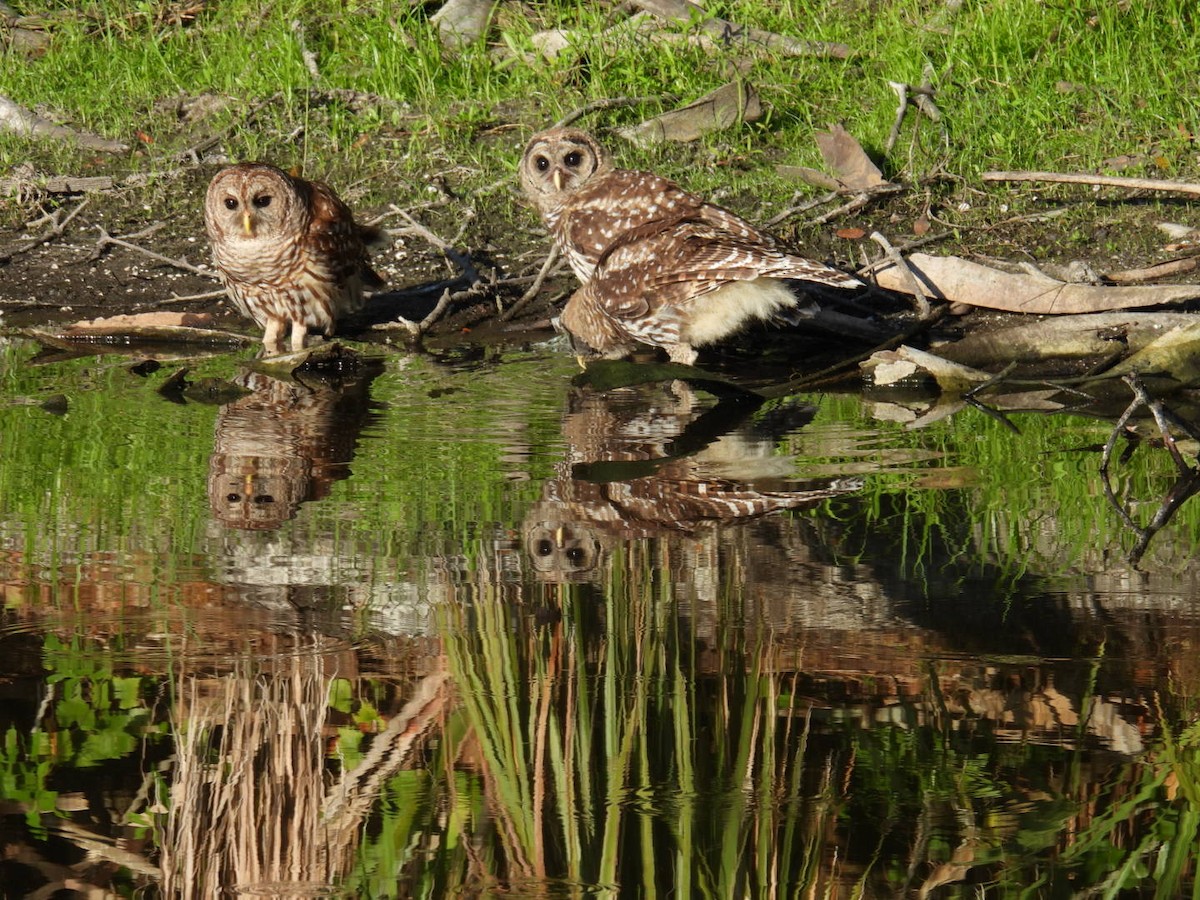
[
  {"x1": 242, "y1": 211, "x2": 254, "y2": 236},
  {"x1": 553, "y1": 169, "x2": 564, "y2": 191}
]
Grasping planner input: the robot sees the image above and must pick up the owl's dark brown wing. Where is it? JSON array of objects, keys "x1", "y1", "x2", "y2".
[{"x1": 306, "y1": 180, "x2": 385, "y2": 289}]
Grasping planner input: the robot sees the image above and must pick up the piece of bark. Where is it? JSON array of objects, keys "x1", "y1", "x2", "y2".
[
  {"x1": 617, "y1": 81, "x2": 760, "y2": 145},
  {"x1": 0, "y1": 95, "x2": 128, "y2": 153},
  {"x1": 431, "y1": 0, "x2": 497, "y2": 49},
  {"x1": 815, "y1": 124, "x2": 891, "y2": 191},
  {"x1": 1108, "y1": 321, "x2": 1200, "y2": 383},
  {"x1": 631, "y1": 0, "x2": 852, "y2": 58},
  {"x1": 937, "y1": 312, "x2": 1200, "y2": 369},
  {"x1": 873, "y1": 253, "x2": 1200, "y2": 313},
  {"x1": 861, "y1": 345, "x2": 991, "y2": 392}
]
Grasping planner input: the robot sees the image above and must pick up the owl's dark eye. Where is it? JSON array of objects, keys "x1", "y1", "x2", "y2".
[
  {"x1": 224, "y1": 197, "x2": 239, "y2": 210},
  {"x1": 535, "y1": 538, "x2": 553, "y2": 557},
  {"x1": 564, "y1": 151, "x2": 582, "y2": 168},
  {"x1": 253, "y1": 494, "x2": 274, "y2": 504},
  {"x1": 566, "y1": 547, "x2": 586, "y2": 566},
  {"x1": 252, "y1": 194, "x2": 272, "y2": 209},
  {"x1": 226, "y1": 492, "x2": 241, "y2": 502},
  {"x1": 535, "y1": 155, "x2": 550, "y2": 172}
]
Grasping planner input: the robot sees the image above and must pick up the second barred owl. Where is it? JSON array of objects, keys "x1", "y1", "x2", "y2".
[
  {"x1": 204, "y1": 163, "x2": 384, "y2": 354},
  {"x1": 519, "y1": 127, "x2": 862, "y2": 365}
]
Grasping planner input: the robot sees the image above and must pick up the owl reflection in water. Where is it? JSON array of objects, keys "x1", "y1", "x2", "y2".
[
  {"x1": 523, "y1": 383, "x2": 861, "y2": 581},
  {"x1": 204, "y1": 163, "x2": 384, "y2": 354},
  {"x1": 208, "y1": 369, "x2": 379, "y2": 530},
  {"x1": 519, "y1": 127, "x2": 862, "y2": 365}
]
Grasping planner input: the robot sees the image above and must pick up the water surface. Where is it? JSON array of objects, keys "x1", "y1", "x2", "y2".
[{"x1": 1, "y1": 334, "x2": 1198, "y2": 897}]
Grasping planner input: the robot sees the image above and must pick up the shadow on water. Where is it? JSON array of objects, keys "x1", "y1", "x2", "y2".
[{"x1": 1, "y1": 337, "x2": 1199, "y2": 896}]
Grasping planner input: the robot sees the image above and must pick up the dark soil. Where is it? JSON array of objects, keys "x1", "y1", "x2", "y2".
[{"x1": 3, "y1": 152, "x2": 1198, "y2": 364}]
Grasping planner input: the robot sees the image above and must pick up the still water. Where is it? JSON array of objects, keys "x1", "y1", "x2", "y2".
[{"x1": 1, "y1": 332, "x2": 1198, "y2": 898}]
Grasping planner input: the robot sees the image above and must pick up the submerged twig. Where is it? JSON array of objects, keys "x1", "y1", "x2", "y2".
[{"x1": 1100, "y1": 374, "x2": 1200, "y2": 565}]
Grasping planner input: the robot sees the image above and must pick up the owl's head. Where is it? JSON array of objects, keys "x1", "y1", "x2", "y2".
[
  {"x1": 204, "y1": 163, "x2": 308, "y2": 244},
  {"x1": 519, "y1": 127, "x2": 612, "y2": 213}
]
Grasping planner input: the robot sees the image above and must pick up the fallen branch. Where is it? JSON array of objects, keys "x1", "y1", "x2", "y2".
[
  {"x1": 983, "y1": 170, "x2": 1200, "y2": 197},
  {"x1": 92, "y1": 226, "x2": 217, "y2": 278},
  {"x1": 0, "y1": 197, "x2": 89, "y2": 265},
  {"x1": 1104, "y1": 255, "x2": 1200, "y2": 285},
  {"x1": 0, "y1": 94, "x2": 128, "y2": 152},
  {"x1": 499, "y1": 245, "x2": 562, "y2": 323}
]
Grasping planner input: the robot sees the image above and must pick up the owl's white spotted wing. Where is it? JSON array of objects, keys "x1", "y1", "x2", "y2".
[{"x1": 554, "y1": 170, "x2": 768, "y2": 276}]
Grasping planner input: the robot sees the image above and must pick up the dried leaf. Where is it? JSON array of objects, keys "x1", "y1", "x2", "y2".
[
  {"x1": 873, "y1": 252, "x2": 1200, "y2": 313},
  {"x1": 835, "y1": 227, "x2": 866, "y2": 240},
  {"x1": 617, "y1": 81, "x2": 761, "y2": 146},
  {"x1": 814, "y1": 124, "x2": 890, "y2": 191}
]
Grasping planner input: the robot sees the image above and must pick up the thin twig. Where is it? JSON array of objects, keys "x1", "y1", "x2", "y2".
[
  {"x1": 810, "y1": 191, "x2": 872, "y2": 225},
  {"x1": 763, "y1": 190, "x2": 839, "y2": 228},
  {"x1": 982, "y1": 170, "x2": 1200, "y2": 197},
  {"x1": 498, "y1": 246, "x2": 562, "y2": 323}
]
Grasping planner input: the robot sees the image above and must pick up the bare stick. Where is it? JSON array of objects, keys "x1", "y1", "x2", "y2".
[
  {"x1": 983, "y1": 170, "x2": 1200, "y2": 197},
  {"x1": 811, "y1": 191, "x2": 871, "y2": 225},
  {"x1": 869, "y1": 231, "x2": 932, "y2": 317},
  {"x1": 385, "y1": 204, "x2": 456, "y2": 253},
  {"x1": 1104, "y1": 255, "x2": 1200, "y2": 284},
  {"x1": 763, "y1": 190, "x2": 839, "y2": 228},
  {"x1": 92, "y1": 226, "x2": 216, "y2": 278},
  {"x1": 884, "y1": 81, "x2": 908, "y2": 155},
  {"x1": 0, "y1": 197, "x2": 89, "y2": 264},
  {"x1": 499, "y1": 246, "x2": 562, "y2": 323},
  {"x1": 554, "y1": 96, "x2": 669, "y2": 128}
]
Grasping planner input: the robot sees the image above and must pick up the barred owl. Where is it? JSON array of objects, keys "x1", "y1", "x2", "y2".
[
  {"x1": 519, "y1": 127, "x2": 862, "y2": 365},
  {"x1": 523, "y1": 382, "x2": 861, "y2": 581},
  {"x1": 208, "y1": 367, "x2": 379, "y2": 530},
  {"x1": 204, "y1": 163, "x2": 384, "y2": 354}
]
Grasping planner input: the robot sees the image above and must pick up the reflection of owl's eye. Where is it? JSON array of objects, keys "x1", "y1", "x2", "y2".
[
  {"x1": 535, "y1": 538, "x2": 554, "y2": 557},
  {"x1": 564, "y1": 151, "x2": 582, "y2": 168},
  {"x1": 566, "y1": 547, "x2": 586, "y2": 566},
  {"x1": 252, "y1": 194, "x2": 272, "y2": 209},
  {"x1": 224, "y1": 197, "x2": 239, "y2": 210},
  {"x1": 535, "y1": 156, "x2": 550, "y2": 172},
  {"x1": 226, "y1": 492, "x2": 241, "y2": 502},
  {"x1": 253, "y1": 494, "x2": 274, "y2": 504}
]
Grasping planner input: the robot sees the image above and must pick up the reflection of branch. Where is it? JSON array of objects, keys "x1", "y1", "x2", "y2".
[
  {"x1": 1100, "y1": 374, "x2": 1200, "y2": 565},
  {"x1": 323, "y1": 670, "x2": 449, "y2": 834}
]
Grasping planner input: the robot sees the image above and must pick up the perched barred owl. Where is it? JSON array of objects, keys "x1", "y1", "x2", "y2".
[
  {"x1": 204, "y1": 163, "x2": 384, "y2": 354},
  {"x1": 519, "y1": 127, "x2": 861, "y2": 365}
]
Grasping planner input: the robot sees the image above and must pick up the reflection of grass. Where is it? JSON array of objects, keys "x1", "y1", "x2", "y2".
[{"x1": 440, "y1": 541, "x2": 848, "y2": 896}]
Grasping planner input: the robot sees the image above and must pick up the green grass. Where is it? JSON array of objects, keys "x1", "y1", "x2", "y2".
[{"x1": 2, "y1": 0, "x2": 1199, "y2": 227}]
